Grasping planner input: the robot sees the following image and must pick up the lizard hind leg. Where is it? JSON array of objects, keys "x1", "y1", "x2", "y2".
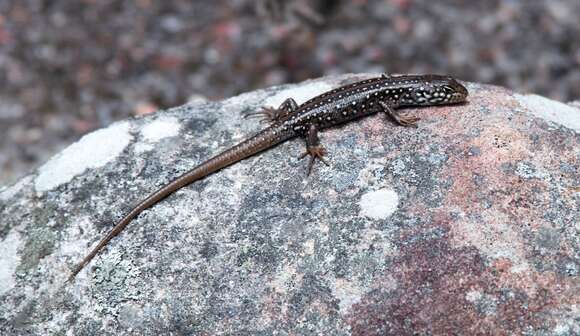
[
  {"x1": 379, "y1": 101, "x2": 420, "y2": 127},
  {"x1": 242, "y1": 98, "x2": 298, "y2": 124},
  {"x1": 298, "y1": 124, "x2": 329, "y2": 176}
]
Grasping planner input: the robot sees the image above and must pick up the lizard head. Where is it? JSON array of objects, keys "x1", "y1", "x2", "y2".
[{"x1": 399, "y1": 75, "x2": 468, "y2": 106}]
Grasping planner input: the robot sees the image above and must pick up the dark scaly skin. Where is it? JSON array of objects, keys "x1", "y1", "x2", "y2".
[{"x1": 68, "y1": 74, "x2": 468, "y2": 281}]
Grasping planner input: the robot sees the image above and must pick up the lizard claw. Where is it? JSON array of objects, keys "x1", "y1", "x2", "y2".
[
  {"x1": 398, "y1": 114, "x2": 420, "y2": 127},
  {"x1": 380, "y1": 101, "x2": 420, "y2": 127},
  {"x1": 242, "y1": 106, "x2": 278, "y2": 124},
  {"x1": 299, "y1": 145, "x2": 329, "y2": 176}
]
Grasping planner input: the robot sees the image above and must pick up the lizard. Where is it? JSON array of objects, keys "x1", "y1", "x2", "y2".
[{"x1": 68, "y1": 74, "x2": 468, "y2": 281}]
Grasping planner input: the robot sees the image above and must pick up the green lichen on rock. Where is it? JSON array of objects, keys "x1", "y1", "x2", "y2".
[{"x1": 17, "y1": 226, "x2": 56, "y2": 274}]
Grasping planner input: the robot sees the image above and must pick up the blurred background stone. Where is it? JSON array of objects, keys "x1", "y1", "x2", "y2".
[{"x1": 1, "y1": 0, "x2": 579, "y2": 186}]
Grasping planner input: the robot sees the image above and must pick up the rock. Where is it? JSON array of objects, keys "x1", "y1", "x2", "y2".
[{"x1": 0, "y1": 74, "x2": 578, "y2": 335}]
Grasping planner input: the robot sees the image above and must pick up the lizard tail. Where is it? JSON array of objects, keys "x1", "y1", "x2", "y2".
[{"x1": 68, "y1": 127, "x2": 289, "y2": 282}]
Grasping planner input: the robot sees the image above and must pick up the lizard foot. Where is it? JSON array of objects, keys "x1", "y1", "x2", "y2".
[
  {"x1": 380, "y1": 101, "x2": 420, "y2": 127},
  {"x1": 299, "y1": 145, "x2": 329, "y2": 176},
  {"x1": 242, "y1": 106, "x2": 280, "y2": 124},
  {"x1": 395, "y1": 113, "x2": 420, "y2": 127}
]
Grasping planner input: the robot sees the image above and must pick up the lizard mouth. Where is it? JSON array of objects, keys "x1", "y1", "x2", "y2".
[
  {"x1": 448, "y1": 84, "x2": 469, "y2": 104},
  {"x1": 451, "y1": 93, "x2": 468, "y2": 103}
]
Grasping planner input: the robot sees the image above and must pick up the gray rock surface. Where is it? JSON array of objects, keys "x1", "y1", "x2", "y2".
[{"x1": 0, "y1": 75, "x2": 578, "y2": 335}]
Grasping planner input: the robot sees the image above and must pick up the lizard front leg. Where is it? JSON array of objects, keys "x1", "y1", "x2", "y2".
[
  {"x1": 379, "y1": 101, "x2": 419, "y2": 127},
  {"x1": 243, "y1": 98, "x2": 299, "y2": 124},
  {"x1": 298, "y1": 124, "x2": 329, "y2": 175}
]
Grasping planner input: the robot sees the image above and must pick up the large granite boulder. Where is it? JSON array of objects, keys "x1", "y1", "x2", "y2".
[{"x1": 0, "y1": 74, "x2": 578, "y2": 335}]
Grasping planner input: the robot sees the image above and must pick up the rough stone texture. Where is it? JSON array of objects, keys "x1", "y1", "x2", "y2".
[{"x1": 0, "y1": 74, "x2": 578, "y2": 335}]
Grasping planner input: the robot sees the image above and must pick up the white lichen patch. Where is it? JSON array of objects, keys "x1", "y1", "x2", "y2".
[
  {"x1": 465, "y1": 289, "x2": 482, "y2": 303},
  {"x1": 35, "y1": 122, "x2": 133, "y2": 192},
  {"x1": 355, "y1": 228, "x2": 397, "y2": 256},
  {"x1": 0, "y1": 230, "x2": 21, "y2": 295},
  {"x1": 330, "y1": 278, "x2": 365, "y2": 314},
  {"x1": 390, "y1": 158, "x2": 407, "y2": 175},
  {"x1": 264, "y1": 80, "x2": 334, "y2": 109},
  {"x1": 553, "y1": 322, "x2": 574, "y2": 336},
  {"x1": 140, "y1": 117, "x2": 181, "y2": 142},
  {"x1": 302, "y1": 239, "x2": 315, "y2": 255},
  {"x1": 359, "y1": 188, "x2": 399, "y2": 220},
  {"x1": 452, "y1": 210, "x2": 530, "y2": 273},
  {"x1": 133, "y1": 142, "x2": 155, "y2": 154},
  {"x1": 516, "y1": 93, "x2": 580, "y2": 132},
  {"x1": 59, "y1": 216, "x2": 93, "y2": 257},
  {"x1": 465, "y1": 289, "x2": 498, "y2": 316},
  {"x1": 270, "y1": 263, "x2": 300, "y2": 295},
  {"x1": 515, "y1": 162, "x2": 549, "y2": 180},
  {"x1": 0, "y1": 175, "x2": 32, "y2": 201}
]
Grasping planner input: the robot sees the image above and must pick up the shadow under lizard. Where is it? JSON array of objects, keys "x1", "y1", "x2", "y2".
[{"x1": 68, "y1": 74, "x2": 469, "y2": 281}]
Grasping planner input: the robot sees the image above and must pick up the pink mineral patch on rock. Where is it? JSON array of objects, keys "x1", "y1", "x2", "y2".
[{"x1": 347, "y1": 239, "x2": 577, "y2": 335}]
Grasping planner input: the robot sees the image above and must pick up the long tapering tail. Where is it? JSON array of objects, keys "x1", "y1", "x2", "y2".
[{"x1": 68, "y1": 126, "x2": 290, "y2": 281}]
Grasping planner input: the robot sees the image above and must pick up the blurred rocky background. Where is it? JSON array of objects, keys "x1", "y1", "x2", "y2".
[{"x1": 1, "y1": 0, "x2": 579, "y2": 187}]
